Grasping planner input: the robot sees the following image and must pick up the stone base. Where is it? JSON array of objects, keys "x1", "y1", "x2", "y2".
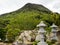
[{"x1": 37, "y1": 42, "x2": 48, "y2": 45}]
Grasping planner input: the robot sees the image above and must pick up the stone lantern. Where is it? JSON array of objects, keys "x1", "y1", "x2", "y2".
[
  {"x1": 5, "y1": 32, "x2": 8, "y2": 42},
  {"x1": 50, "y1": 23, "x2": 58, "y2": 41},
  {"x1": 5, "y1": 35, "x2": 8, "y2": 42},
  {"x1": 36, "y1": 21, "x2": 48, "y2": 45}
]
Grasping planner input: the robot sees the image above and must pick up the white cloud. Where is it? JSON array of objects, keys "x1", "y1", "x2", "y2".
[
  {"x1": 46, "y1": 0, "x2": 60, "y2": 13},
  {"x1": 0, "y1": 0, "x2": 60, "y2": 14}
]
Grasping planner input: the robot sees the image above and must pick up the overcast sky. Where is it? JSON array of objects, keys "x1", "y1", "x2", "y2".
[{"x1": 0, "y1": 0, "x2": 60, "y2": 14}]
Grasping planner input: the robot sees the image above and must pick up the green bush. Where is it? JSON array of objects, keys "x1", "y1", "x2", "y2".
[{"x1": 6, "y1": 29, "x2": 20, "y2": 42}]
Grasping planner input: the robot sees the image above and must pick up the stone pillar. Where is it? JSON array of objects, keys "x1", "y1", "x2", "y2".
[{"x1": 36, "y1": 21, "x2": 48, "y2": 45}]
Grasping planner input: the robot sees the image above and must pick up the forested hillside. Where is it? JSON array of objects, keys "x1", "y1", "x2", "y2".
[{"x1": 0, "y1": 3, "x2": 60, "y2": 42}]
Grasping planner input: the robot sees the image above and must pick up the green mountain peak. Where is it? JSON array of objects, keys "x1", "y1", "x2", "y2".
[{"x1": 20, "y1": 3, "x2": 51, "y2": 13}]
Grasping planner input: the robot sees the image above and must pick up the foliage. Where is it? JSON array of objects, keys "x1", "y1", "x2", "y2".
[
  {"x1": 0, "y1": 3, "x2": 60, "y2": 42},
  {"x1": 33, "y1": 41, "x2": 39, "y2": 45},
  {"x1": 47, "y1": 41, "x2": 52, "y2": 45},
  {"x1": 7, "y1": 28, "x2": 20, "y2": 42}
]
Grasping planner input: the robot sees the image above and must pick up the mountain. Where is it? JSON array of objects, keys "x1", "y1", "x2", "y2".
[
  {"x1": 0, "y1": 3, "x2": 60, "y2": 42},
  {"x1": 20, "y1": 3, "x2": 51, "y2": 13},
  {"x1": 0, "y1": 3, "x2": 60, "y2": 29}
]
